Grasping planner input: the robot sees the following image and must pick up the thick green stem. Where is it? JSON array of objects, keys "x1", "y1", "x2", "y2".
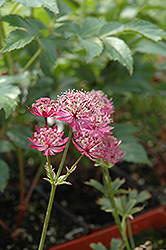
[{"x1": 102, "y1": 167, "x2": 131, "y2": 250}]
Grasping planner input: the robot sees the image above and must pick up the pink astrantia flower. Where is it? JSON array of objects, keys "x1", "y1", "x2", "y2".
[
  {"x1": 103, "y1": 136, "x2": 124, "y2": 164},
  {"x1": 28, "y1": 125, "x2": 68, "y2": 156},
  {"x1": 27, "y1": 98, "x2": 57, "y2": 118},
  {"x1": 55, "y1": 89, "x2": 114, "y2": 133},
  {"x1": 72, "y1": 131, "x2": 106, "y2": 161}
]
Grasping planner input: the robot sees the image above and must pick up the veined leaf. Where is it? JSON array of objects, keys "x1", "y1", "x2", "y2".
[
  {"x1": 2, "y1": 15, "x2": 46, "y2": 35},
  {"x1": 12, "y1": 0, "x2": 59, "y2": 14},
  {"x1": 80, "y1": 17, "x2": 105, "y2": 38},
  {"x1": 124, "y1": 19, "x2": 166, "y2": 41},
  {"x1": 0, "y1": 159, "x2": 9, "y2": 192},
  {"x1": 38, "y1": 37, "x2": 57, "y2": 67},
  {"x1": 2, "y1": 29, "x2": 35, "y2": 52},
  {"x1": 102, "y1": 37, "x2": 133, "y2": 75},
  {"x1": 99, "y1": 22, "x2": 125, "y2": 38},
  {"x1": 79, "y1": 37, "x2": 103, "y2": 61},
  {"x1": 135, "y1": 39, "x2": 166, "y2": 56}
]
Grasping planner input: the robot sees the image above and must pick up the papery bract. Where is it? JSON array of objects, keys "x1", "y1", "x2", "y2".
[
  {"x1": 27, "y1": 98, "x2": 57, "y2": 118},
  {"x1": 28, "y1": 125, "x2": 68, "y2": 156}
]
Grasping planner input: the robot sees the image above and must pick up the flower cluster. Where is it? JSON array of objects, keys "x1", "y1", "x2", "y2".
[{"x1": 28, "y1": 89, "x2": 123, "y2": 164}]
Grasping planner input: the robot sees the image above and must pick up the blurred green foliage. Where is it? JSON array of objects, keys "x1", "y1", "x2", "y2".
[{"x1": 0, "y1": 0, "x2": 166, "y2": 191}]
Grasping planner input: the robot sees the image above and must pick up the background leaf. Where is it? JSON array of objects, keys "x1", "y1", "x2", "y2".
[
  {"x1": 102, "y1": 37, "x2": 133, "y2": 75},
  {"x1": 0, "y1": 159, "x2": 9, "y2": 192},
  {"x1": 0, "y1": 140, "x2": 15, "y2": 153},
  {"x1": 2, "y1": 29, "x2": 35, "y2": 52}
]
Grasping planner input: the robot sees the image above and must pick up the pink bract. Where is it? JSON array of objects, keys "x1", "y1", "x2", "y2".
[
  {"x1": 28, "y1": 125, "x2": 68, "y2": 156},
  {"x1": 27, "y1": 98, "x2": 57, "y2": 118}
]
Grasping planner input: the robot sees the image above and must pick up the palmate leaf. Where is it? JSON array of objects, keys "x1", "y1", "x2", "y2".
[
  {"x1": 0, "y1": 159, "x2": 9, "y2": 192},
  {"x1": 79, "y1": 37, "x2": 103, "y2": 61},
  {"x1": 0, "y1": 0, "x2": 59, "y2": 14},
  {"x1": 102, "y1": 37, "x2": 133, "y2": 75},
  {"x1": 2, "y1": 29, "x2": 35, "y2": 52}
]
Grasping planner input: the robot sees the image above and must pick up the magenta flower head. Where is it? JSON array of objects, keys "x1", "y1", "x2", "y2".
[
  {"x1": 27, "y1": 98, "x2": 57, "y2": 118},
  {"x1": 72, "y1": 131, "x2": 106, "y2": 161},
  {"x1": 28, "y1": 125, "x2": 68, "y2": 156},
  {"x1": 103, "y1": 136, "x2": 124, "y2": 164}
]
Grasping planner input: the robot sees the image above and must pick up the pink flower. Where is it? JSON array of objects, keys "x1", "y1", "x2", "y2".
[
  {"x1": 55, "y1": 89, "x2": 114, "y2": 133},
  {"x1": 28, "y1": 125, "x2": 68, "y2": 156},
  {"x1": 72, "y1": 131, "x2": 106, "y2": 161},
  {"x1": 27, "y1": 98, "x2": 57, "y2": 118},
  {"x1": 103, "y1": 136, "x2": 124, "y2": 164}
]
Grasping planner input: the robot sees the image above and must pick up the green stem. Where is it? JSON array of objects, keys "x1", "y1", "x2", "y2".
[
  {"x1": 55, "y1": 127, "x2": 72, "y2": 180},
  {"x1": 38, "y1": 183, "x2": 56, "y2": 250},
  {"x1": 21, "y1": 46, "x2": 43, "y2": 72},
  {"x1": 127, "y1": 219, "x2": 135, "y2": 249},
  {"x1": 102, "y1": 167, "x2": 131, "y2": 250}
]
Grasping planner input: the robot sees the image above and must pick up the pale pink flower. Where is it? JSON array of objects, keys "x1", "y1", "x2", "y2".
[
  {"x1": 27, "y1": 98, "x2": 57, "y2": 118},
  {"x1": 28, "y1": 125, "x2": 68, "y2": 156}
]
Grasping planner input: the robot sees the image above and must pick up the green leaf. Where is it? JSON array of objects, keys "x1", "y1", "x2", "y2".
[
  {"x1": 124, "y1": 199, "x2": 137, "y2": 215},
  {"x1": 0, "y1": 85, "x2": 21, "y2": 118},
  {"x1": 81, "y1": 17, "x2": 105, "y2": 38},
  {"x1": 2, "y1": 15, "x2": 46, "y2": 35},
  {"x1": 6, "y1": 125, "x2": 32, "y2": 150},
  {"x1": 124, "y1": 19, "x2": 166, "y2": 41},
  {"x1": 2, "y1": 30, "x2": 35, "y2": 52},
  {"x1": 129, "y1": 206, "x2": 144, "y2": 215},
  {"x1": 85, "y1": 179, "x2": 105, "y2": 194},
  {"x1": 0, "y1": 159, "x2": 9, "y2": 192},
  {"x1": 90, "y1": 242, "x2": 107, "y2": 250},
  {"x1": 12, "y1": 0, "x2": 59, "y2": 14},
  {"x1": 38, "y1": 37, "x2": 57, "y2": 67},
  {"x1": 79, "y1": 37, "x2": 103, "y2": 61},
  {"x1": 110, "y1": 238, "x2": 123, "y2": 250},
  {"x1": 119, "y1": 141, "x2": 151, "y2": 165},
  {"x1": 0, "y1": 0, "x2": 6, "y2": 6},
  {"x1": 99, "y1": 22, "x2": 125, "y2": 38},
  {"x1": 112, "y1": 178, "x2": 125, "y2": 192},
  {"x1": 136, "y1": 190, "x2": 151, "y2": 204},
  {"x1": 0, "y1": 140, "x2": 15, "y2": 153},
  {"x1": 135, "y1": 39, "x2": 166, "y2": 56},
  {"x1": 97, "y1": 197, "x2": 114, "y2": 213},
  {"x1": 102, "y1": 37, "x2": 133, "y2": 75}
]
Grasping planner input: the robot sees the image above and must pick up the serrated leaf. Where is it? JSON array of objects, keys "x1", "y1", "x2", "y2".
[
  {"x1": 0, "y1": 85, "x2": 21, "y2": 118},
  {"x1": 112, "y1": 178, "x2": 125, "y2": 192},
  {"x1": 0, "y1": 0, "x2": 6, "y2": 7},
  {"x1": 124, "y1": 19, "x2": 166, "y2": 41},
  {"x1": 79, "y1": 37, "x2": 103, "y2": 61},
  {"x1": 102, "y1": 37, "x2": 133, "y2": 75},
  {"x1": 2, "y1": 30, "x2": 35, "y2": 52},
  {"x1": 12, "y1": 0, "x2": 59, "y2": 14},
  {"x1": 99, "y1": 22, "x2": 125, "y2": 38},
  {"x1": 6, "y1": 125, "x2": 32, "y2": 150},
  {"x1": 0, "y1": 140, "x2": 15, "y2": 153},
  {"x1": 124, "y1": 199, "x2": 137, "y2": 215},
  {"x1": 80, "y1": 17, "x2": 105, "y2": 38},
  {"x1": 97, "y1": 197, "x2": 114, "y2": 212},
  {"x1": 0, "y1": 159, "x2": 9, "y2": 192},
  {"x1": 2, "y1": 15, "x2": 46, "y2": 35},
  {"x1": 38, "y1": 38, "x2": 57, "y2": 67},
  {"x1": 90, "y1": 242, "x2": 107, "y2": 250},
  {"x1": 85, "y1": 179, "x2": 105, "y2": 194}
]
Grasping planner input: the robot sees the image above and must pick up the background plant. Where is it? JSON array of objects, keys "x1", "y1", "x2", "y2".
[{"x1": 0, "y1": 0, "x2": 166, "y2": 247}]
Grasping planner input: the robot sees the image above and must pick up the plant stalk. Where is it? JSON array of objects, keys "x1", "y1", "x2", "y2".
[
  {"x1": 22, "y1": 46, "x2": 43, "y2": 72},
  {"x1": 102, "y1": 166, "x2": 131, "y2": 250}
]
